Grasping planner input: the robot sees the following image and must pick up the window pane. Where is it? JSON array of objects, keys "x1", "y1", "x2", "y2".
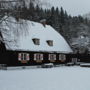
[
  {"x1": 49, "y1": 54, "x2": 56, "y2": 60},
  {"x1": 63, "y1": 55, "x2": 66, "y2": 60},
  {"x1": 47, "y1": 40, "x2": 53, "y2": 46},
  {"x1": 32, "y1": 38, "x2": 40, "y2": 45},
  {"x1": 59, "y1": 54, "x2": 66, "y2": 60},
  {"x1": 36, "y1": 54, "x2": 39, "y2": 60},
  {"x1": 23, "y1": 53, "x2": 26, "y2": 60},
  {"x1": 34, "y1": 54, "x2": 43, "y2": 60}
]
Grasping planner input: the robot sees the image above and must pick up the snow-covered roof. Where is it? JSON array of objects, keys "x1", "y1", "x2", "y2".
[{"x1": 0, "y1": 16, "x2": 72, "y2": 53}]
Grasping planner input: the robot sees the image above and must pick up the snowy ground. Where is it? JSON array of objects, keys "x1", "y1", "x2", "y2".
[{"x1": 0, "y1": 66, "x2": 90, "y2": 90}]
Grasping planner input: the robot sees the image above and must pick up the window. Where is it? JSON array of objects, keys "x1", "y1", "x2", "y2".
[
  {"x1": 18, "y1": 53, "x2": 30, "y2": 61},
  {"x1": 34, "y1": 53, "x2": 43, "y2": 60},
  {"x1": 59, "y1": 54, "x2": 66, "y2": 61},
  {"x1": 49, "y1": 54, "x2": 56, "y2": 60},
  {"x1": 72, "y1": 58, "x2": 78, "y2": 63},
  {"x1": 32, "y1": 38, "x2": 40, "y2": 45},
  {"x1": 46, "y1": 40, "x2": 53, "y2": 46}
]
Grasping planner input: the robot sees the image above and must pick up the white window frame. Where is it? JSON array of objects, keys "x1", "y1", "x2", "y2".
[
  {"x1": 34, "y1": 53, "x2": 43, "y2": 61},
  {"x1": 48, "y1": 54, "x2": 56, "y2": 60},
  {"x1": 18, "y1": 53, "x2": 30, "y2": 61},
  {"x1": 59, "y1": 54, "x2": 66, "y2": 61}
]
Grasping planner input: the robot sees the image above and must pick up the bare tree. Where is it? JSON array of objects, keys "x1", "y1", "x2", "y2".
[{"x1": 0, "y1": 0, "x2": 28, "y2": 50}]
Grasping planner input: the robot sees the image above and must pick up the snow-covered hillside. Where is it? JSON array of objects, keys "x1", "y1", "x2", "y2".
[
  {"x1": 0, "y1": 67, "x2": 90, "y2": 90},
  {"x1": 0, "y1": 16, "x2": 72, "y2": 53}
]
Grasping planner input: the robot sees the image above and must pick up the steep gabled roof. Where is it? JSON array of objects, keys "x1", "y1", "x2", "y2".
[{"x1": 0, "y1": 16, "x2": 72, "y2": 53}]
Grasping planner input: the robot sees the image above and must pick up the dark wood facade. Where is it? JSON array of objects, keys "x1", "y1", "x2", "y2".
[
  {"x1": 0, "y1": 50, "x2": 69, "y2": 66},
  {"x1": 0, "y1": 50, "x2": 90, "y2": 66}
]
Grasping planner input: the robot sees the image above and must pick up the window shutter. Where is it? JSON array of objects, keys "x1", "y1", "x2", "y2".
[
  {"x1": 26, "y1": 54, "x2": 29, "y2": 60},
  {"x1": 40, "y1": 54, "x2": 43, "y2": 60},
  {"x1": 18, "y1": 53, "x2": 21, "y2": 61},
  {"x1": 34, "y1": 54, "x2": 36, "y2": 60}
]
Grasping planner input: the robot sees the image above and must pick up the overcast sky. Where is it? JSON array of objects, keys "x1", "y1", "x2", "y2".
[{"x1": 46, "y1": 0, "x2": 90, "y2": 16}]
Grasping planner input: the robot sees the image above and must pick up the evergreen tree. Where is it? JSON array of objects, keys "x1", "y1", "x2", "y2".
[
  {"x1": 60, "y1": 7, "x2": 65, "y2": 25},
  {"x1": 28, "y1": 1, "x2": 35, "y2": 20},
  {"x1": 47, "y1": 7, "x2": 55, "y2": 27},
  {"x1": 54, "y1": 7, "x2": 60, "y2": 31},
  {"x1": 78, "y1": 15, "x2": 84, "y2": 23}
]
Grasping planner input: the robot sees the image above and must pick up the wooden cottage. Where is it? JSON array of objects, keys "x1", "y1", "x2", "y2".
[{"x1": 0, "y1": 16, "x2": 73, "y2": 66}]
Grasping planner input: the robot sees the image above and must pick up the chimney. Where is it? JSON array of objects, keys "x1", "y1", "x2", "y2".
[{"x1": 40, "y1": 19, "x2": 46, "y2": 27}]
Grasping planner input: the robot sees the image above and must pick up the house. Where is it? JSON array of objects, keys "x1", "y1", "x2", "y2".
[{"x1": 0, "y1": 16, "x2": 73, "y2": 66}]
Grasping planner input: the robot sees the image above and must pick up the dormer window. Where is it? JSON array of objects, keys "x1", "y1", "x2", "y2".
[
  {"x1": 47, "y1": 40, "x2": 53, "y2": 46},
  {"x1": 32, "y1": 38, "x2": 40, "y2": 45}
]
